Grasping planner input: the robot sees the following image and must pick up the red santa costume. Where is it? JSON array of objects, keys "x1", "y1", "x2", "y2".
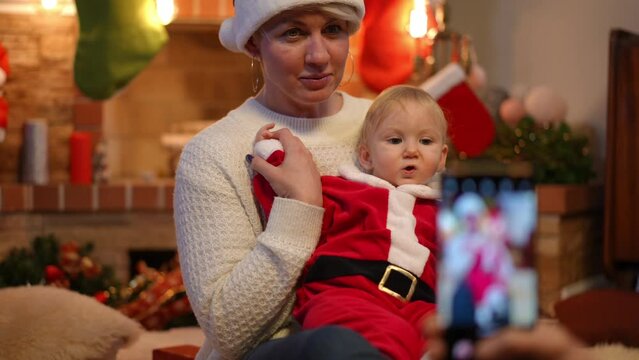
[{"x1": 253, "y1": 139, "x2": 440, "y2": 360}]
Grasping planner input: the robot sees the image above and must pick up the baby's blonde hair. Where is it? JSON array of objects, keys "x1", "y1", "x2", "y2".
[{"x1": 357, "y1": 85, "x2": 448, "y2": 150}]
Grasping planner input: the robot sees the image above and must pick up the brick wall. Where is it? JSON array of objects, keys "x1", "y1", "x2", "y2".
[
  {"x1": 0, "y1": 6, "x2": 373, "y2": 182},
  {"x1": 535, "y1": 185, "x2": 604, "y2": 316},
  {"x1": 0, "y1": 181, "x2": 176, "y2": 281},
  {"x1": 0, "y1": 13, "x2": 78, "y2": 183},
  {"x1": 0, "y1": 2, "x2": 373, "y2": 283},
  {"x1": 103, "y1": 22, "x2": 253, "y2": 179}
]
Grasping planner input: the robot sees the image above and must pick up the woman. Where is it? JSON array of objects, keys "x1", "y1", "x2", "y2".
[{"x1": 174, "y1": 1, "x2": 385, "y2": 359}]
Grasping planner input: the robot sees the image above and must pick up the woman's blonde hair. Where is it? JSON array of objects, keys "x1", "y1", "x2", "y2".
[{"x1": 357, "y1": 85, "x2": 448, "y2": 149}]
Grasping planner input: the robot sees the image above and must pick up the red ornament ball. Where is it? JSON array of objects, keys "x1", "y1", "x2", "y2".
[{"x1": 44, "y1": 265, "x2": 65, "y2": 282}]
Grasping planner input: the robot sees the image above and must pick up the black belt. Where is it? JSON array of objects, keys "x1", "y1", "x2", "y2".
[{"x1": 303, "y1": 255, "x2": 436, "y2": 303}]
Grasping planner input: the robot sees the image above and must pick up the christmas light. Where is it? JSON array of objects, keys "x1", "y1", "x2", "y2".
[
  {"x1": 40, "y1": 0, "x2": 58, "y2": 11},
  {"x1": 409, "y1": 0, "x2": 428, "y2": 39},
  {"x1": 156, "y1": 0, "x2": 177, "y2": 25}
]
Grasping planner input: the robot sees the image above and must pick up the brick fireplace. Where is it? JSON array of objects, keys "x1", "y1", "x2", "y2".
[
  {"x1": 0, "y1": 10, "x2": 253, "y2": 281},
  {"x1": 0, "y1": 5, "x2": 371, "y2": 282}
]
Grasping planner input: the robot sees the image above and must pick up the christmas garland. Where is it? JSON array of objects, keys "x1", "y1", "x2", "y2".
[
  {"x1": 482, "y1": 116, "x2": 595, "y2": 184},
  {"x1": 0, "y1": 235, "x2": 195, "y2": 330}
]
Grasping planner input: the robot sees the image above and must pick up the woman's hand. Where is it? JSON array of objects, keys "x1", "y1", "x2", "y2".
[
  {"x1": 423, "y1": 315, "x2": 592, "y2": 360},
  {"x1": 250, "y1": 127, "x2": 323, "y2": 208}
]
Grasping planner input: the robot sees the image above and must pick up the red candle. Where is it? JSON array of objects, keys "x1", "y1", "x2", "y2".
[{"x1": 69, "y1": 131, "x2": 93, "y2": 184}]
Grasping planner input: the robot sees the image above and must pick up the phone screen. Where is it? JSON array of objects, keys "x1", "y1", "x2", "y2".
[{"x1": 437, "y1": 161, "x2": 538, "y2": 360}]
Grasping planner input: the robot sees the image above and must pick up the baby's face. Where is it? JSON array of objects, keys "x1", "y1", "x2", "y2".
[{"x1": 359, "y1": 101, "x2": 448, "y2": 186}]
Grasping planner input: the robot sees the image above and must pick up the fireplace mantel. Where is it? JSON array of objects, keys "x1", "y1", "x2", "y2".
[{"x1": 0, "y1": 181, "x2": 174, "y2": 213}]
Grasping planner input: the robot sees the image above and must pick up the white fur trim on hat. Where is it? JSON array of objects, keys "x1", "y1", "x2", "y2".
[
  {"x1": 254, "y1": 139, "x2": 284, "y2": 160},
  {"x1": 419, "y1": 63, "x2": 466, "y2": 100},
  {"x1": 220, "y1": 0, "x2": 365, "y2": 56}
]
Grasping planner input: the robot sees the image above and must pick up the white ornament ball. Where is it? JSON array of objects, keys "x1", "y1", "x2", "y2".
[
  {"x1": 523, "y1": 85, "x2": 567, "y2": 124},
  {"x1": 499, "y1": 98, "x2": 527, "y2": 126},
  {"x1": 467, "y1": 64, "x2": 487, "y2": 91}
]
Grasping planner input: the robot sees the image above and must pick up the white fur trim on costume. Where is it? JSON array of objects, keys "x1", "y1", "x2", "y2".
[
  {"x1": 338, "y1": 163, "x2": 395, "y2": 190},
  {"x1": 219, "y1": 0, "x2": 365, "y2": 55},
  {"x1": 386, "y1": 190, "x2": 430, "y2": 276},
  {"x1": 338, "y1": 163, "x2": 440, "y2": 199},
  {"x1": 419, "y1": 63, "x2": 466, "y2": 100},
  {"x1": 397, "y1": 184, "x2": 440, "y2": 200},
  {"x1": 254, "y1": 139, "x2": 284, "y2": 160}
]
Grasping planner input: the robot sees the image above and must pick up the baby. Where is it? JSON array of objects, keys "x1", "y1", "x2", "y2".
[{"x1": 252, "y1": 85, "x2": 448, "y2": 360}]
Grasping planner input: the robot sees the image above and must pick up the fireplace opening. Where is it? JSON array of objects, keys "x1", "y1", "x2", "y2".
[{"x1": 128, "y1": 249, "x2": 177, "y2": 279}]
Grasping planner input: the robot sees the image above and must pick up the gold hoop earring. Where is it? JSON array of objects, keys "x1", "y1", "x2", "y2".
[
  {"x1": 339, "y1": 52, "x2": 355, "y2": 88},
  {"x1": 250, "y1": 57, "x2": 262, "y2": 94}
]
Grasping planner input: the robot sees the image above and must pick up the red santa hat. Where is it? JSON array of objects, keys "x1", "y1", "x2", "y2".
[
  {"x1": 420, "y1": 63, "x2": 495, "y2": 157},
  {"x1": 0, "y1": 42, "x2": 10, "y2": 143},
  {"x1": 252, "y1": 139, "x2": 285, "y2": 220}
]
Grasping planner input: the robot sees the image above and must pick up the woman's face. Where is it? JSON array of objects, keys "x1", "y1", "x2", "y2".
[{"x1": 251, "y1": 10, "x2": 350, "y2": 116}]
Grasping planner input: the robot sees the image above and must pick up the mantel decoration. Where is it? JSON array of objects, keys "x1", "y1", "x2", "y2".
[
  {"x1": 73, "y1": 0, "x2": 168, "y2": 100},
  {"x1": 0, "y1": 235, "x2": 195, "y2": 330},
  {"x1": 447, "y1": 84, "x2": 595, "y2": 184},
  {"x1": 0, "y1": 40, "x2": 9, "y2": 143}
]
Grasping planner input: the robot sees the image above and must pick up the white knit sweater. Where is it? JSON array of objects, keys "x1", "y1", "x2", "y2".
[{"x1": 174, "y1": 92, "x2": 373, "y2": 360}]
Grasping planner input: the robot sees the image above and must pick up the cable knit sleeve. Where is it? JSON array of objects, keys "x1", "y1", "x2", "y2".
[{"x1": 174, "y1": 133, "x2": 324, "y2": 359}]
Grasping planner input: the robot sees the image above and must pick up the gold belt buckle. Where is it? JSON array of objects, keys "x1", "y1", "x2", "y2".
[{"x1": 378, "y1": 264, "x2": 416, "y2": 302}]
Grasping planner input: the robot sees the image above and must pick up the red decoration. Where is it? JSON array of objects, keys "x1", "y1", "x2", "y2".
[
  {"x1": 44, "y1": 265, "x2": 71, "y2": 288},
  {"x1": 0, "y1": 98, "x2": 7, "y2": 128},
  {"x1": 0, "y1": 41, "x2": 9, "y2": 143},
  {"x1": 0, "y1": 42, "x2": 9, "y2": 78},
  {"x1": 60, "y1": 241, "x2": 82, "y2": 276},
  {"x1": 438, "y1": 83, "x2": 495, "y2": 157},
  {"x1": 421, "y1": 63, "x2": 495, "y2": 157},
  {"x1": 118, "y1": 261, "x2": 192, "y2": 330},
  {"x1": 69, "y1": 131, "x2": 93, "y2": 184},
  {"x1": 45, "y1": 265, "x2": 65, "y2": 282},
  {"x1": 94, "y1": 290, "x2": 110, "y2": 304},
  {"x1": 358, "y1": 0, "x2": 417, "y2": 92}
]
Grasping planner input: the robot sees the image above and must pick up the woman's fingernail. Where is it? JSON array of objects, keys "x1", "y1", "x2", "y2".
[{"x1": 245, "y1": 154, "x2": 253, "y2": 163}]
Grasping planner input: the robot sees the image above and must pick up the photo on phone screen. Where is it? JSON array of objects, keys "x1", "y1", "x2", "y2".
[{"x1": 437, "y1": 161, "x2": 538, "y2": 360}]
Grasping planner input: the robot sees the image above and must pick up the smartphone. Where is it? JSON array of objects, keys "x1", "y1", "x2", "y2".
[{"x1": 437, "y1": 160, "x2": 538, "y2": 360}]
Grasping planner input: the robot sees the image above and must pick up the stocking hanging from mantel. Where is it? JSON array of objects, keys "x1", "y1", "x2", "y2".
[{"x1": 73, "y1": 0, "x2": 168, "y2": 100}]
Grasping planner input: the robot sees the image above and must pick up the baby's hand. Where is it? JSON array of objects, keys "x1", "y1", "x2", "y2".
[{"x1": 255, "y1": 123, "x2": 276, "y2": 144}]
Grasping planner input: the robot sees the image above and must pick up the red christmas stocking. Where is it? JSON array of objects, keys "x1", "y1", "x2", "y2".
[
  {"x1": 358, "y1": 0, "x2": 416, "y2": 92},
  {"x1": 420, "y1": 63, "x2": 495, "y2": 157}
]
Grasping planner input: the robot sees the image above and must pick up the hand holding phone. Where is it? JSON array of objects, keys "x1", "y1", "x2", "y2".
[{"x1": 437, "y1": 160, "x2": 538, "y2": 360}]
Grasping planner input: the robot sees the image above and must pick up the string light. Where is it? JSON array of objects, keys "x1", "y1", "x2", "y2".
[
  {"x1": 40, "y1": 0, "x2": 58, "y2": 12},
  {"x1": 156, "y1": 0, "x2": 177, "y2": 25},
  {"x1": 409, "y1": 0, "x2": 428, "y2": 39}
]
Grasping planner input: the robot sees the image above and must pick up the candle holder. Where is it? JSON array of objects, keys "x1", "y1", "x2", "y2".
[{"x1": 408, "y1": 0, "x2": 477, "y2": 83}]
